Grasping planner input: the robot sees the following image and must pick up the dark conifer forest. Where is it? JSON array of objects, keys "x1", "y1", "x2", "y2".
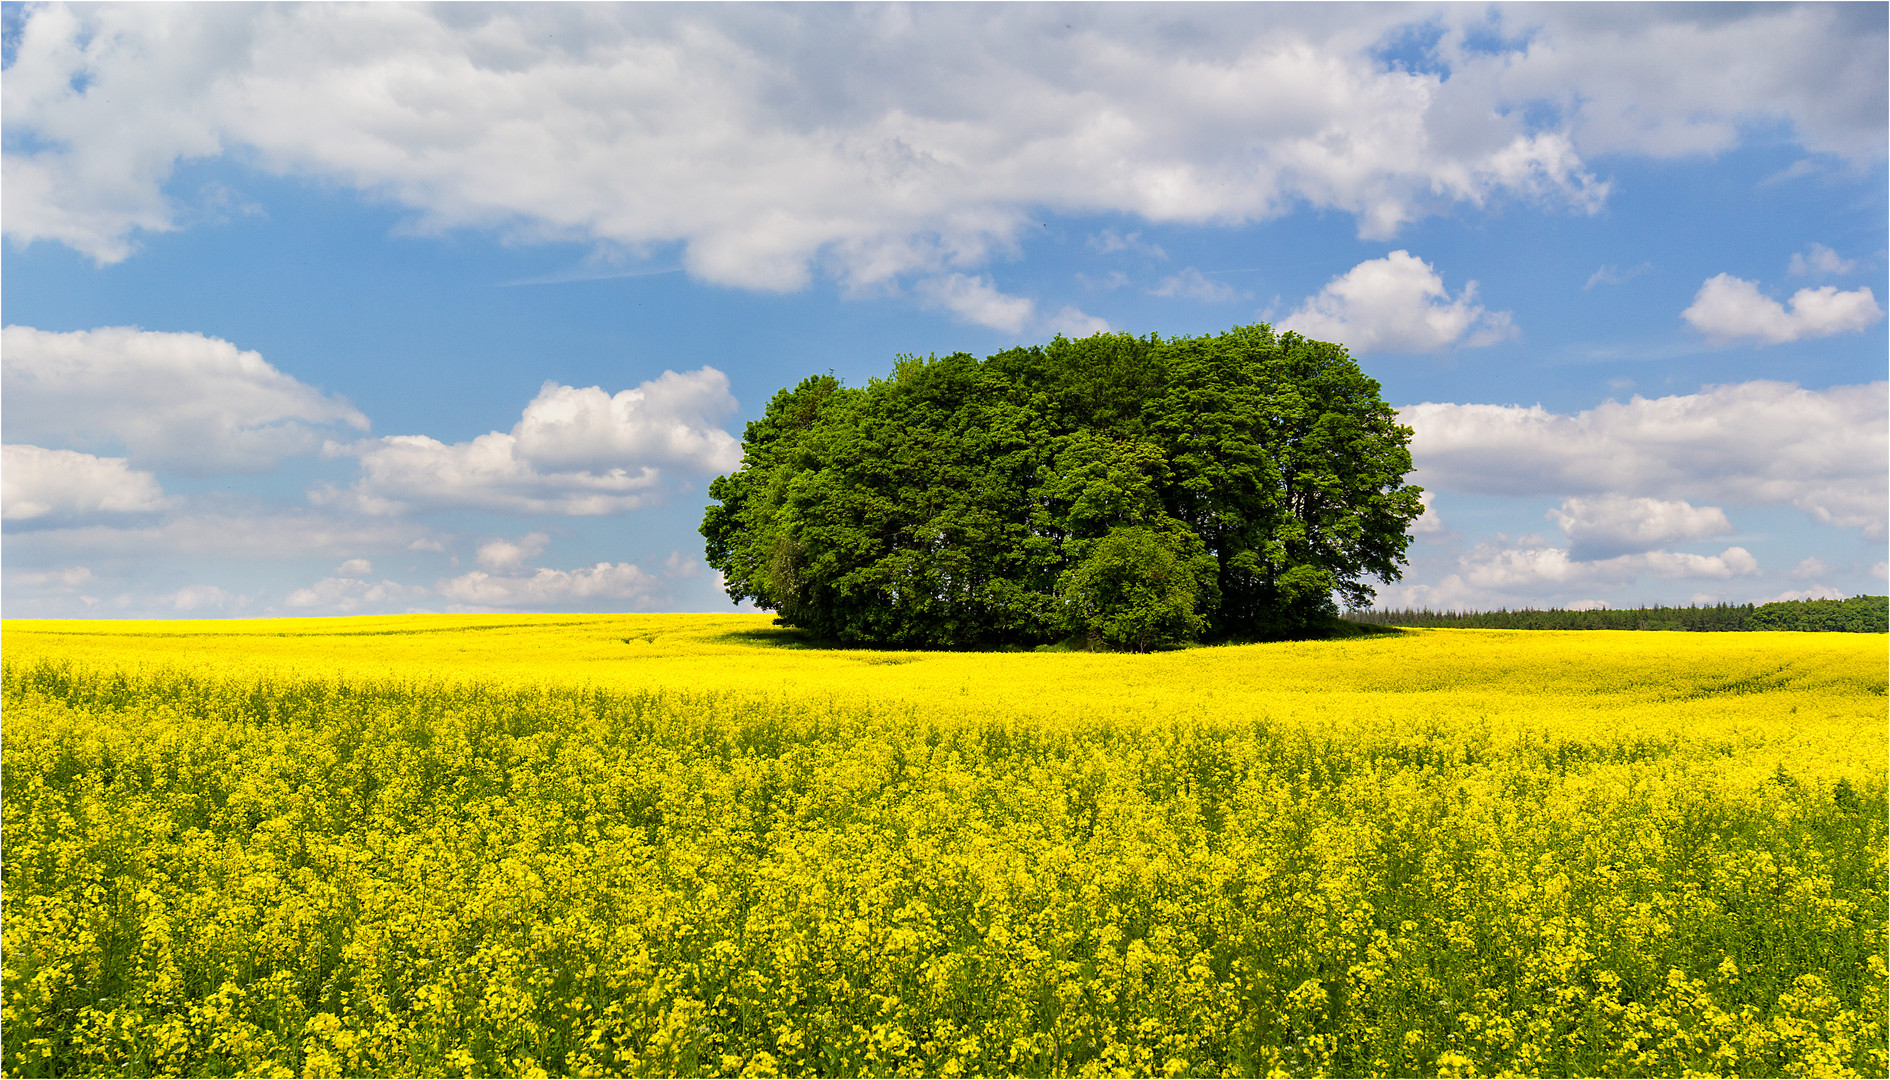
[{"x1": 1344, "y1": 595, "x2": 1889, "y2": 633}]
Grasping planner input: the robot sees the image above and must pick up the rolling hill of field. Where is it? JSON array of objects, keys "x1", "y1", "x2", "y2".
[{"x1": 4, "y1": 616, "x2": 1884, "y2": 1077}]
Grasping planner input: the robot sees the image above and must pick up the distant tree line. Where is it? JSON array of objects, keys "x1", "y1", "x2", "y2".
[{"x1": 1344, "y1": 595, "x2": 1889, "y2": 633}]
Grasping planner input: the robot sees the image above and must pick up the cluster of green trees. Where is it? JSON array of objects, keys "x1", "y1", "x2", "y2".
[
  {"x1": 1346, "y1": 595, "x2": 1889, "y2": 633},
  {"x1": 702, "y1": 326, "x2": 1424, "y2": 648},
  {"x1": 1746, "y1": 595, "x2": 1890, "y2": 632}
]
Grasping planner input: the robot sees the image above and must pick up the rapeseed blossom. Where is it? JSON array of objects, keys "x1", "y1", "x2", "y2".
[{"x1": 3, "y1": 617, "x2": 1883, "y2": 1077}]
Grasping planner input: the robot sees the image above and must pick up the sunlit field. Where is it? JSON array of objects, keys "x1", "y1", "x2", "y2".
[{"x1": 4, "y1": 615, "x2": 1884, "y2": 1078}]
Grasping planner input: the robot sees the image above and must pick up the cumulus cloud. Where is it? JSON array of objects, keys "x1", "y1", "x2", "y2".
[
  {"x1": 1088, "y1": 230, "x2": 1167, "y2": 260},
  {"x1": 1043, "y1": 306, "x2": 1112, "y2": 339},
  {"x1": 1, "y1": 325, "x2": 367, "y2": 473},
  {"x1": 1410, "y1": 490, "x2": 1446, "y2": 536},
  {"x1": 1281, "y1": 251, "x2": 1516, "y2": 353},
  {"x1": 914, "y1": 274, "x2": 1037, "y2": 334},
  {"x1": 321, "y1": 368, "x2": 740, "y2": 515},
  {"x1": 2, "y1": 4, "x2": 1680, "y2": 278},
  {"x1": 0, "y1": 508, "x2": 438, "y2": 560},
  {"x1": 1788, "y1": 243, "x2": 1857, "y2": 276},
  {"x1": 1457, "y1": 543, "x2": 1759, "y2": 591},
  {"x1": 1546, "y1": 496, "x2": 1733, "y2": 561},
  {"x1": 438, "y1": 562, "x2": 660, "y2": 609},
  {"x1": 510, "y1": 373, "x2": 742, "y2": 473},
  {"x1": 1584, "y1": 263, "x2": 1651, "y2": 290},
  {"x1": 14, "y1": 5, "x2": 1875, "y2": 294},
  {"x1": 1440, "y1": 5, "x2": 1886, "y2": 162},
  {"x1": 1378, "y1": 541, "x2": 1761, "y2": 612},
  {"x1": 285, "y1": 575, "x2": 429, "y2": 614},
  {"x1": 323, "y1": 434, "x2": 663, "y2": 517},
  {"x1": 1753, "y1": 585, "x2": 1849, "y2": 604},
  {"x1": 1681, "y1": 274, "x2": 1883, "y2": 346},
  {"x1": 1403, "y1": 380, "x2": 1889, "y2": 538},
  {"x1": 336, "y1": 558, "x2": 373, "y2": 577},
  {"x1": 164, "y1": 584, "x2": 240, "y2": 614},
  {"x1": 1784, "y1": 556, "x2": 1835, "y2": 583},
  {"x1": 14, "y1": 566, "x2": 96, "y2": 588},
  {"x1": 1, "y1": 444, "x2": 168, "y2": 522},
  {"x1": 477, "y1": 532, "x2": 551, "y2": 571},
  {"x1": 1151, "y1": 268, "x2": 1238, "y2": 303}
]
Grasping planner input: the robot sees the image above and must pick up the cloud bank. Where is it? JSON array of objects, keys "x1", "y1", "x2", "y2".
[
  {"x1": 1403, "y1": 380, "x2": 1888, "y2": 538},
  {"x1": 438, "y1": 562, "x2": 660, "y2": 610},
  {"x1": 10, "y1": 4, "x2": 1878, "y2": 286},
  {"x1": 319, "y1": 368, "x2": 741, "y2": 515},
  {"x1": 1545, "y1": 496, "x2": 1733, "y2": 563},
  {"x1": 1, "y1": 325, "x2": 367, "y2": 473}
]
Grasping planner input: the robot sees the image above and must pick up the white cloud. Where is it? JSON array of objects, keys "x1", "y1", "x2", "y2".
[
  {"x1": 0, "y1": 4, "x2": 1665, "y2": 278},
  {"x1": 477, "y1": 532, "x2": 551, "y2": 571},
  {"x1": 1043, "y1": 306, "x2": 1111, "y2": 339},
  {"x1": 320, "y1": 434, "x2": 664, "y2": 517},
  {"x1": 1546, "y1": 495, "x2": 1733, "y2": 561},
  {"x1": 1403, "y1": 380, "x2": 1889, "y2": 538},
  {"x1": 0, "y1": 502, "x2": 454, "y2": 616},
  {"x1": 1785, "y1": 556, "x2": 1835, "y2": 582},
  {"x1": 1088, "y1": 230, "x2": 1167, "y2": 260},
  {"x1": 1380, "y1": 543, "x2": 1760, "y2": 610},
  {"x1": 1151, "y1": 268, "x2": 1238, "y2": 303},
  {"x1": 1584, "y1": 263, "x2": 1652, "y2": 290},
  {"x1": 1376, "y1": 541, "x2": 1762, "y2": 613},
  {"x1": 1077, "y1": 270, "x2": 1131, "y2": 292},
  {"x1": 1441, "y1": 5, "x2": 1886, "y2": 162},
  {"x1": 1457, "y1": 544, "x2": 1759, "y2": 591},
  {"x1": 1788, "y1": 243, "x2": 1857, "y2": 276},
  {"x1": 321, "y1": 368, "x2": 740, "y2": 515},
  {"x1": 14, "y1": 566, "x2": 95, "y2": 588},
  {"x1": 165, "y1": 584, "x2": 239, "y2": 613},
  {"x1": 1, "y1": 325, "x2": 368, "y2": 473},
  {"x1": 14, "y1": 5, "x2": 1874, "y2": 294},
  {"x1": 1411, "y1": 490, "x2": 1446, "y2": 536},
  {"x1": 1, "y1": 444, "x2": 168, "y2": 521},
  {"x1": 1753, "y1": 585, "x2": 1849, "y2": 604},
  {"x1": 510, "y1": 372, "x2": 743, "y2": 473},
  {"x1": 285, "y1": 575, "x2": 429, "y2": 614},
  {"x1": 914, "y1": 274, "x2": 1036, "y2": 334},
  {"x1": 1280, "y1": 251, "x2": 1516, "y2": 353},
  {"x1": 910, "y1": 275, "x2": 1108, "y2": 336},
  {"x1": 1, "y1": 507, "x2": 439, "y2": 560},
  {"x1": 1681, "y1": 274, "x2": 1882, "y2": 346},
  {"x1": 438, "y1": 562, "x2": 660, "y2": 609}
]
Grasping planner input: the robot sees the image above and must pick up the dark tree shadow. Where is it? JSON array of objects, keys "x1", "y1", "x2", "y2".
[
  {"x1": 702, "y1": 615, "x2": 1409, "y2": 654},
  {"x1": 705, "y1": 626, "x2": 838, "y2": 651}
]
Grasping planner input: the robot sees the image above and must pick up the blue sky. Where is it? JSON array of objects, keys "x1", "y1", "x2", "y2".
[{"x1": 3, "y1": 2, "x2": 1885, "y2": 618}]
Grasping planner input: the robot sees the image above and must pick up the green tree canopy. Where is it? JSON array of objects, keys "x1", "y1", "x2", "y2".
[{"x1": 701, "y1": 325, "x2": 1424, "y2": 647}]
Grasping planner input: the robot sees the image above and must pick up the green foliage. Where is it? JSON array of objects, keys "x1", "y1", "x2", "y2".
[
  {"x1": 1747, "y1": 595, "x2": 1890, "y2": 633},
  {"x1": 1057, "y1": 525, "x2": 1211, "y2": 651},
  {"x1": 701, "y1": 326, "x2": 1424, "y2": 647},
  {"x1": 1348, "y1": 596, "x2": 1889, "y2": 633}
]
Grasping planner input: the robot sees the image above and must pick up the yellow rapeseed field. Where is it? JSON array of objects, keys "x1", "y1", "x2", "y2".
[{"x1": 3, "y1": 615, "x2": 1885, "y2": 1078}]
